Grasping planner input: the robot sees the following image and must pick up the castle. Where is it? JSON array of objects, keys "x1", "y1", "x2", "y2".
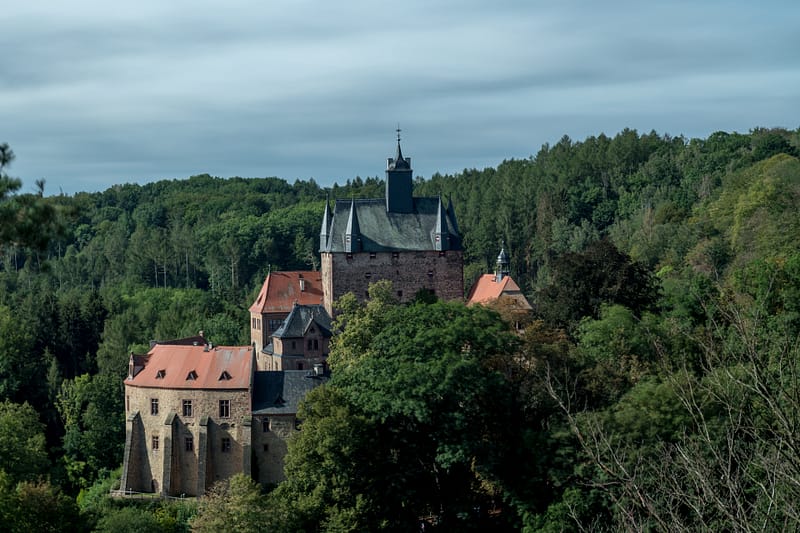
[{"x1": 119, "y1": 138, "x2": 468, "y2": 496}]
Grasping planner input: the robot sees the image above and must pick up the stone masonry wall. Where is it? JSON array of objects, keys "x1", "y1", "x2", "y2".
[
  {"x1": 124, "y1": 384, "x2": 250, "y2": 496},
  {"x1": 322, "y1": 250, "x2": 464, "y2": 314},
  {"x1": 252, "y1": 414, "x2": 297, "y2": 486}
]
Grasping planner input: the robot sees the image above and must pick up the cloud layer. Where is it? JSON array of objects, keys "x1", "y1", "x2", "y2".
[{"x1": 2, "y1": 0, "x2": 799, "y2": 194}]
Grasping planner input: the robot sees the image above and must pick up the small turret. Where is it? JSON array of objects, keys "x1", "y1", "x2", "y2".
[
  {"x1": 319, "y1": 195, "x2": 332, "y2": 252},
  {"x1": 343, "y1": 199, "x2": 361, "y2": 253},
  {"x1": 433, "y1": 196, "x2": 450, "y2": 251},
  {"x1": 495, "y1": 244, "x2": 509, "y2": 282}
]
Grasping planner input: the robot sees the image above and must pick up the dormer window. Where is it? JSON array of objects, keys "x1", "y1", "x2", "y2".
[
  {"x1": 219, "y1": 371, "x2": 232, "y2": 381},
  {"x1": 156, "y1": 369, "x2": 166, "y2": 379},
  {"x1": 186, "y1": 370, "x2": 198, "y2": 381}
]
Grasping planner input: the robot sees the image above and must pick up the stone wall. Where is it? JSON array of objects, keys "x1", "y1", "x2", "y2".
[
  {"x1": 252, "y1": 414, "x2": 297, "y2": 486},
  {"x1": 322, "y1": 250, "x2": 464, "y2": 314},
  {"x1": 123, "y1": 383, "x2": 250, "y2": 496}
]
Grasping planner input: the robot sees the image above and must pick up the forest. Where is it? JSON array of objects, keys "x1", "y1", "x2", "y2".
[{"x1": 0, "y1": 125, "x2": 798, "y2": 531}]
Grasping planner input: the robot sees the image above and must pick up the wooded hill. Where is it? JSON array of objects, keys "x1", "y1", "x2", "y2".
[{"x1": 0, "y1": 126, "x2": 798, "y2": 531}]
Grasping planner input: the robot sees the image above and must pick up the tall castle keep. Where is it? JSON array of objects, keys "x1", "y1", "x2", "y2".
[{"x1": 320, "y1": 139, "x2": 464, "y2": 313}]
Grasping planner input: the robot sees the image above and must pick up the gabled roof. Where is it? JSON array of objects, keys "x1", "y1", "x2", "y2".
[
  {"x1": 252, "y1": 370, "x2": 328, "y2": 415},
  {"x1": 273, "y1": 304, "x2": 332, "y2": 339},
  {"x1": 125, "y1": 342, "x2": 252, "y2": 390},
  {"x1": 321, "y1": 197, "x2": 462, "y2": 253},
  {"x1": 466, "y1": 274, "x2": 532, "y2": 309},
  {"x1": 249, "y1": 271, "x2": 323, "y2": 314}
]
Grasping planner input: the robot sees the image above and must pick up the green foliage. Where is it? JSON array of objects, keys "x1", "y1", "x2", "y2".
[
  {"x1": 58, "y1": 374, "x2": 124, "y2": 487},
  {"x1": 0, "y1": 400, "x2": 49, "y2": 483},
  {"x1": 0, "y1": 128, "x2": 798, "y2": 528},
  {"x1": 0, "y1": 472, "x2": 84, "y2": 533},
  {"x1": 536, "y1": 239, "x2": 659, "y2": 330},
  {"x1": 191, "y1": 473, "x2": 271, "y2": 533},
  {"x1": 276, "y1": 297, "x2": 520, "y2": 530},
  {"x1": 95, "y1": 506, "x2": 164, "y2": 533}
]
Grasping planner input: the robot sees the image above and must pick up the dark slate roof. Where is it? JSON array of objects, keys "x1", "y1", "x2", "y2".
[
  {"x1": 252, "y1": 370, "x2": 328, "y2": 415},
  {"x1": 272, "y1": 304, "x2": 332, "y2": 339},
  {"x1": 321, "y1": 197, "x2": 462, "y2": 253}
]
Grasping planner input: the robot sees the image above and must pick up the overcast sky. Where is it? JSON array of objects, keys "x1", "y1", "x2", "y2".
[{"x1": 2, "y1": 1, "x2": 798, "y2": 195}]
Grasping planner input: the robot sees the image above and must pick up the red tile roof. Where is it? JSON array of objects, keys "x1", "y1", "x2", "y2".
[
  {"x1": 248, "y1": 271, "x2": 323, "y2": 314},
  {"x1": 466, "y1": 274, "x2": 532, "y2": 309},
  {"x1": 125, "y1": 343, "x2": 253, "y2": 390}
]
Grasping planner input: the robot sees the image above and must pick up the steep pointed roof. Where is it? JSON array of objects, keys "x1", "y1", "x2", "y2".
[
  {"x1": 389, "y1": 141, "x2": 411, "y2": 170},
  {"x1": 447, "y1": 195, "x2": 460, "y2": 234},
  {"x1": 344, "y1": 198, "x2": 361, "y2": 252},
  {"x1": 249, "y1": 271, "x2": 323, "y2": 314},
  {"x1": 273, "y1": 304, "x2": 332, "y2": 339},
  {"x1": 433, "y1": 196, "x2": 450, "y2": 251},
  {"x1": 466, "y1": 274, "x2": 532, "y2": 309},
  {"x1": 319, "y1": 197, "x2": 332, "y2": 251}
]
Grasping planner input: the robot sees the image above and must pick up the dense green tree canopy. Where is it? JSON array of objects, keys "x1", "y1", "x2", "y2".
[{"x1": 273, "y1": 292, "x2": 521, "y2": 530}]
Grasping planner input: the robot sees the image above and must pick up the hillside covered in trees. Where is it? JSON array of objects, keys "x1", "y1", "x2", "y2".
[{"x1": 0, "y1": 127, "x2": 798, "y2": 530}]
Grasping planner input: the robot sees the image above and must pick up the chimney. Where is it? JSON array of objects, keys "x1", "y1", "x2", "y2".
[{"x1": 300, "y1": 278, "x2": 306, "y2": 292}]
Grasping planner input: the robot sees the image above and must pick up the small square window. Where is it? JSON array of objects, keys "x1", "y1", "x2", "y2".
[
  {"x1": 152, "y1": 435, "x2": 159, "y2": 451},
  {"x1": 219, "y1": 399, "x2": 230, "y2": 418},
  {"x1": 185, "y1": 436, "x2": 194, "y2": 452},
  {"x1": 182, "y1": 400, "x2": 193, "y2": 417},
  {"x1": 150, "y1": 398, "x2": 159, "y2": 416},
  {"x1": 263, "y1": 444, "x2": 269, "y2": 452},
  {"x1": 221, "y1": 437, "x2": 231, "y2": 453}
]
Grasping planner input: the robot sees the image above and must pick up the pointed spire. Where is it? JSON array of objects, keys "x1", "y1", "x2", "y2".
[
  {"x1": 319, "y1": 194, "x2": 332, "y2": 252},
  {"x1": 344, "y1": 198, "x2": 361, "y2": 253},
  {"x1": 495, "y1": 242, "x2": 510, "y2": 282},
  {"x1": 433, "y1": 195, "x2": 450, "y2": 251},
  {"x1": 446, "y1": 194, "x2": 460, "y2": 235}
]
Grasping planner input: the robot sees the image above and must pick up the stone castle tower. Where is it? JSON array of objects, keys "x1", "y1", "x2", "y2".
[{"x1": 319, "y1": 137, "x2": 463, "y2": 314}]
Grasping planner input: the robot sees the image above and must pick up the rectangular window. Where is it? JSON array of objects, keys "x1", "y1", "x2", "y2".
[
  {"x1": 185, "y1": 436, "x2": 193, "y2": 452},
  {"x1": 152, "y1": 435, "x2": 159, "y2": 451},
  {"x1": 126, "y1": 396, "x2": 130, "y2": 412},
  {"x1": 182, "y1": 400, "x2": 193, "y2": 417},
  {"x1": 262, "y1": 418, "x2": 270, "y2": 432},
  {"x1": 221, "y1": 437, "x2": 231, "y2": 453},
  {"x1": 219, "y1": 399, "x2": 230, "y2": 418},
  {"x1": 269, "y1": 319, "x2": 283, "y2": 333},
  {"x1": 150, "y1": 398, "x2": 159, "y2": 416}
]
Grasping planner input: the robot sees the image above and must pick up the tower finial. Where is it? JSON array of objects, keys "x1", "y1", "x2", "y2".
[{"x1": 396, "y1": 124, "x2": 401, "y2": 143}]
